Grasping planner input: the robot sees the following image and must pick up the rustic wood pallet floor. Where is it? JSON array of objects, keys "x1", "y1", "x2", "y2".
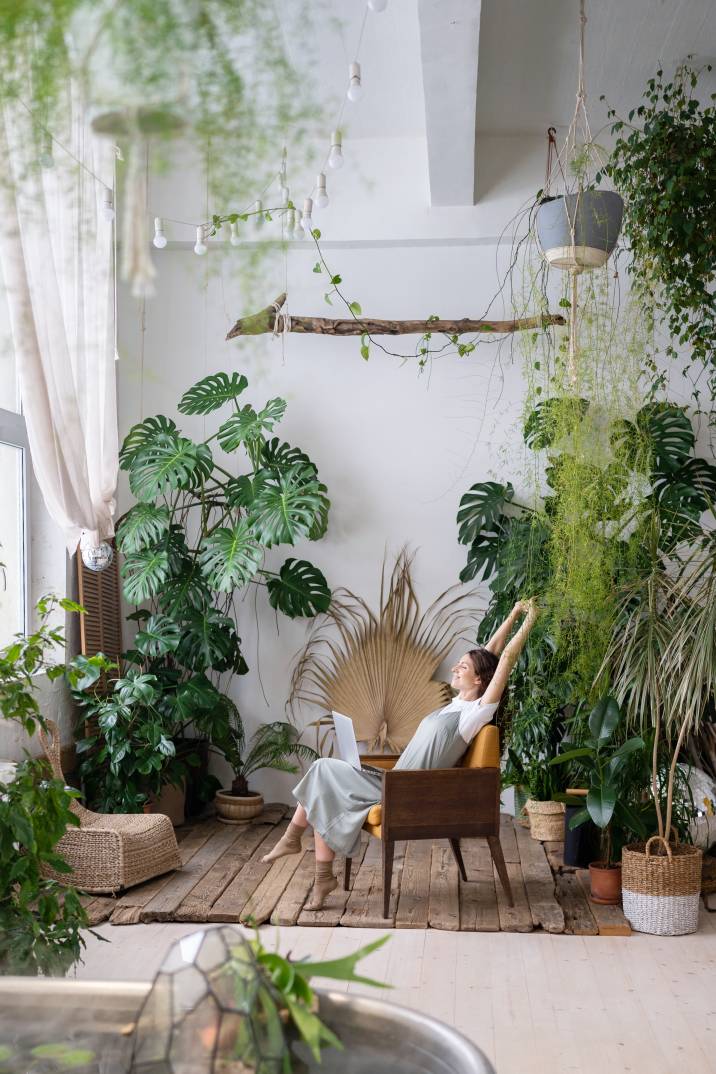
[{"x1": 79, "y1": 808, "x2": 630, "y2": 935}]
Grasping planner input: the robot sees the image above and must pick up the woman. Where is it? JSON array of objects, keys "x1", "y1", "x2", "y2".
[{"x1": 263, "y1": 598, "x2": 539, "y2": 909}]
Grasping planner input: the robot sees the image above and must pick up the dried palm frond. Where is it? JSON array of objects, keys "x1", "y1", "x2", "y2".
[{"x1": 287, "y1": 549, "x2": 481, "y2": 752}]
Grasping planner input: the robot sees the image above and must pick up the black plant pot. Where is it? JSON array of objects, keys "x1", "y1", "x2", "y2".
[{"x1": 563, "y1": 805, "x2": 601, "y2": 868}]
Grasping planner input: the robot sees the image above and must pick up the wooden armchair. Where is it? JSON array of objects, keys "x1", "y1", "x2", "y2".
[{"x1": 345, "y1": 723, "x2": 514, "y2": 918}]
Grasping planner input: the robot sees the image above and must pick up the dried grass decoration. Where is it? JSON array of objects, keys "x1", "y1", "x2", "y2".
[{"x1": 288, "y1": 550, "x2": 480, "y2": 753}]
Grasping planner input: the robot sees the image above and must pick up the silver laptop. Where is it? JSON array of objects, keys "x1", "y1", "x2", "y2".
[{"x1": 331, "y1": 710, "x2": 363, "y2": 770}]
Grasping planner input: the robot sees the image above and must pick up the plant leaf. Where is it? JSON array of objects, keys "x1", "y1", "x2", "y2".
[
  {"x1": 116, "y1": 504, "x2": 171, "y2": 554},
  {"x1": 217, "y1": 398, "x2": 287, "y2": 452},
  {"x1": 178, "y1": 372, "x2": 249, "y2": 415},
  {"x1": 198, "y1": 520, "x2": 263, "y2": 592},
  {"x1": 129, "y1": 433, "x2": 213, "y2": 502},
  {"x1": 249, "y1": 465, "x2": 325, "y2": 547},
  {"x1": 119, "y1": 415, "x2": 177, "y2": 471},
  {"x1": 457, "y1": 481, "x2": 514, "y2": 545},
  {"x1": 121, "y1": 548, "x2": 171, "y2": 603},
  {"x1": 586, "y1": 783, "x2": 617, "y2": 829},
  {"x1": 266, "y1": 558, "x2": 331, "y2": 618},
  {"x1": 134, "y1": 614, "x2": 181, "y2": 657},
  {"x1": 588, "y1": 696, "x2": 620, "y2": 742}
]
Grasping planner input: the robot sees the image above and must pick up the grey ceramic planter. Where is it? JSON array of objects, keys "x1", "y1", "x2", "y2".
[{"x1": 536, "y1": 189, "x2": 623, "y2": 271}]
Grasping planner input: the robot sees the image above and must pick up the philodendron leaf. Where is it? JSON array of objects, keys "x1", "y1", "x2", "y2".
[
  {"x1": 457, "y1": 481, "x2": 514, "y2": 546},
  {"x1": 218, "y1": 398, "x2": 287, "y2": 452},
  {"x1": 250, "y1": 465, "x2": 324, "y2": 547},
  {"x1": 121, "y1": 548, "x2": 171, "y2": 603},
  {"x1": 588, "y1": 695, "x2": 620, "y2": 742},
  {"x1": 134, "y1": 614, "x2": 181, "y2": 657},
  {"x1": 178, "y1": 372, "x2": 248, "y2": 415},
  {"x1": 119, "y1": 415, "x2": 177, "y2": 471},
  {"x1": 129, "y1": 433, "x2": 213, "y2": 502},
  {"x1": 198, "y1": 519, "x2": 263, "y2": 592},
  {"x1": 266, "y1": 558, "x2": 331, "y2": 618},
  {"x1": 586, "y1": 783, "x2": 617, "y2": 829},
  {"x1": 116, "y1": 503, "x2": 171, "y2": 554}
]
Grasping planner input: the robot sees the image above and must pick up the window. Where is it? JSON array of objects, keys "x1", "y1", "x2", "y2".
[{"x1": 0, "y1": 408, "x2": 29, "y2": 648}]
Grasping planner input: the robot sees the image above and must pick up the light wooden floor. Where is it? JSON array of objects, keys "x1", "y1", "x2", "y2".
[{"x1": 75, "y1": 908, "x2": 716, "y2": 1074}]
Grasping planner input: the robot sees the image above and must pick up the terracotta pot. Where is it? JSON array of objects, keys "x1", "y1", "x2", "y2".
[
  {"x1": 589, "y1": 861, "x2": 622, "y2": 905},
  {"x1": 215, "y1": 789, "x2": 264, "y2": 824}
]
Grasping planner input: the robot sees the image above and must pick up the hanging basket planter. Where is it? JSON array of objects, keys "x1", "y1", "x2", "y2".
[
  {"x1": 622, "y1": 835, "x2": 703, "y2": 935},
  {"x1": 536, "y1": 189, "x2": 624, "y2": 271}
]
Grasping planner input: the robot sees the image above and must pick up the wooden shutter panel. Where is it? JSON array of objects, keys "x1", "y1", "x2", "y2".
[{"x1": 76, "y1": 539, "x2": 122, "y2": 671}]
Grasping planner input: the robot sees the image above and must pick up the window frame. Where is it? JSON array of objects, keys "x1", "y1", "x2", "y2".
[{"x1": 0, "y1": 405, "x2": 30, "y2": 638}]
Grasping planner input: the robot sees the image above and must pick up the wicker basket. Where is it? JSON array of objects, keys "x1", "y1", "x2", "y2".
[
  {"x1": 525, "y1": 798, "x2": 565, "y2": 841},
  {"x1": 622, "y1": 835, "x2": 703, "y2": 935},
  {"x1": 215, "y1": 790, "x2": 264, "y2": 824}
]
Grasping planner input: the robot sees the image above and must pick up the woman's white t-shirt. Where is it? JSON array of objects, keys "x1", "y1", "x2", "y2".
[{"x1": 440, "y1": 696, "x2": 499, "y2": 744}]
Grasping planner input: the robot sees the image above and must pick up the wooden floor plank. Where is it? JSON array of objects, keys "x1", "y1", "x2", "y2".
[
  {"x1": 513, "y1": 821, "x2": 565, "y2": 933},
  {"x1": 395, "y1": 840, "x2": 432, "y2": 929},
  {"x1": 576, "y1": 870, "x2": 632, "y2": 935},
  {"x1": 298, "y1": 836, "x2": 369, "y2": 927},
  {"x1": 241, "y1": 837, "x2": 312, "y2": 925},
  {"x1": 82, "y1": 896, "x2": 116, "y2": 926},
  {"x1": 544, "y1": 840, "x2": 567, "y2": 873},
  {"x1": 494, "y1": 861, "x2": 532, "y2": 932},
  {"x1": 459, "y1": 839, "x2": 499, "y2": 932},
  {"x1": 270, "y1": 836, "x2": 316, "y2": 926},
  {"x1": 428, "y1": 843, "x2": 460, "y2": 931},
  {"x1": 555, "y1": 871, "x2": 599, "y2": 935},
  {"x1": 207, "y1": 821, "x2": 289, "y2": 923},
  {"x1": 342, "y1": 840, "x2": 405, "y2": 929},
  {"x1": 174, "y1": 824, "x2": 273, "y2": 922},
  {"x1": 341, "y1": 838, "x2": 390, "y2": 928}
]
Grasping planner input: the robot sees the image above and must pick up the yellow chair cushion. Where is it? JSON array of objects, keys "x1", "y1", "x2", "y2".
[{"x1": 366, "y1": 803, "x2": 382, "y2": 825}]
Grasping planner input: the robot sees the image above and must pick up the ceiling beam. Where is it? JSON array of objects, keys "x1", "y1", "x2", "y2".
[{"x1": 418, "y1": 0, "x2": 482, "y2": 206}]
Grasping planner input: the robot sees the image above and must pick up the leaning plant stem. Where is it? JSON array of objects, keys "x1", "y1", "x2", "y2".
[{"x1": 664, "y1": 716, "x2": 692, "y2": 843}]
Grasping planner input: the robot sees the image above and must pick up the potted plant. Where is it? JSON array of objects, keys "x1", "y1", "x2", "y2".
[
  {"x1": 213, "y1": 720, "x2": 319, "y2": 823},
  {"x1": 536, "y1": 181, "x2": 624, "y2": 272},
  {"x1": 505, "y1": 749, "x2": 565, "y2": 841},
  {"x1": 550, "y1": 696, "x2": 646, "y2": 903}
]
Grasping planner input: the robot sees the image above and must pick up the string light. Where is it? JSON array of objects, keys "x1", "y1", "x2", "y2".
[
  {"x1": 279, "y1": 183, "x2": 290, "y2": 207},
  {"x1": 368, "y1": 0, "x2": 387, "y2": 10},
  {"x1": 101, "y1": 188, "x2": 115, "y2": 221},
  {"x1": 315, "y1": 173, "x2": 329, "y2": 209},
  {"x1": 194, "y1": 225, "x2": 208, "y2": 255},
  {"x1": 347, "y1": 61, "x2": 363, "y2": 102},
  {"x1": 230, "y1": 221, "x2": 240, "y2": 246},
  {"x1": 328, "y1": 130, "x2": 344, "y2": 170},
  {"x1": 153, "y1": 217, "x2": 167, "y2": 249},
  {"x1": 301, "y1": 197, "x2": 314, "y2": 235}
]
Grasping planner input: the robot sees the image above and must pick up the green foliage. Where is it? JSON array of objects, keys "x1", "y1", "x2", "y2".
[
  {"x1": 604, "y1": 62, "x2": 716, "y2": 408},
  {"x1": 178, "y1": 372, "x2": 249, "y2": 415},
  {"x1": 215, "y1": 720, "x2": 319, "y2": 797},
  {"x1": 550, "y1": 697, "x2": 647, "y2": 864}
]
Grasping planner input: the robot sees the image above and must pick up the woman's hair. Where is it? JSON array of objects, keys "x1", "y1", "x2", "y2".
[{"x1": 466, "y1": 647, "x2": 499, "y2": 692}]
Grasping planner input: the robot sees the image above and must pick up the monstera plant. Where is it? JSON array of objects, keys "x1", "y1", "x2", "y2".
[{"x1": 76, "y1": 372, "x2": 331, "y2": 813}]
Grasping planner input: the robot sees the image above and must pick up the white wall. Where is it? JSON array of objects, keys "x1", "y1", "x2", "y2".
[{"x1": 116, "y1": 135, "x2": 548, "y2": 804}]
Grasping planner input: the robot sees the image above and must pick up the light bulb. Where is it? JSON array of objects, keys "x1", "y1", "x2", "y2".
[
  {"x1": 230, "y1": 221, "x2": 240, "y2": 246},
  {"x1": 279, "y1": 184, "x2": 290, "y2": 206},
  {"x1": 315, "y1": 173, "x2": 329, "y2": 209},
  {"x1": 194, "y1": 225, "x2": 208, "y2": 255},
  {"x1": 254, "y1": 200, "x2": 263, "y2": 229},
  {"x1": 347, "y1": 61, "x2": 363, "y2": 102},
  {"x1": 302, "y1": 197, "x2": 314, "y2": 236},
  {"x1": 153, "y1": 216, "x2": 167, "y2": 249},
  {"x1": 328, "y1": 130, "x2": 344, "y2": 170},
  {"x1": 368, "y1": 0, "x2": 387, "y2": 10},
  {"x1": 101, "y1": 188, "x2": 115, "y2": 221},
  {"x1": 285, "y1": 207, "x2": 296, "y2": 237}
]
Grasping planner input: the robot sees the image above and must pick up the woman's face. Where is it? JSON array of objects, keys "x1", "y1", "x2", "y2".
[{"x1": 451, "y1": 653, "x2": 481, "y2": 695}]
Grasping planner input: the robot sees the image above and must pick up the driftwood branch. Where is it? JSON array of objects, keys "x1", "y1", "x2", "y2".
[{"x1": 226, "y1": 293, "x2": 566, "y2": 341}]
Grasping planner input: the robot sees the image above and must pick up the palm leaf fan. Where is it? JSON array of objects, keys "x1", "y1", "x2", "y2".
[{"x1": 288, "y1": 549, "x2": 481, "y2": 752}]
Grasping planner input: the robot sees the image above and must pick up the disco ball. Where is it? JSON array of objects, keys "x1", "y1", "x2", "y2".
[{"x1": 81, "y1": 541, "x2": 114, "y2": 572}]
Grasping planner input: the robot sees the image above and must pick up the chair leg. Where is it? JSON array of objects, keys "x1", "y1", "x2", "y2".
[
  {"x1": 487, "y1": 835, "x2": 514, "y2": 907},
  {"x1": 381, "y1": 839, "x2": 394, "y2": 919},
  {"x1": 449, "y1": 838, "x2": 468, "y2": 882},
  {"x1": 344, "y1": 857, "x2": 352, "y2": 891}
]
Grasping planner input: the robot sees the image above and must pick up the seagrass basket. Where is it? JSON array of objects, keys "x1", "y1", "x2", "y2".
[
  {"x1": 622, "y1": 835, "x2": 702, "y2": 936},
  {"x1": 525, "y1": 799, "x2": 565, "y2": 841}
]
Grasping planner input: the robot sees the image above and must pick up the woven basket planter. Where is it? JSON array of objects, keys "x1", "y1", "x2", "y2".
[
  {"x1": 622, "y1": 836, "x2": 703, "y2": 935},
  {"x1": 215, "y1": 790, "x2": 264, "y2": 824},
  {"x1": 525, "y1": 799, "x2": 565, "y2": 841}
]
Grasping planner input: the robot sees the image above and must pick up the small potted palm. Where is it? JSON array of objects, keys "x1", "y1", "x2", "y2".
[
  {"x1": 213, "y1": 720, "x2": 318, "y2": 823},
  {"x1": 550, "y1": 697, "x2": 646, "y2": 904}
]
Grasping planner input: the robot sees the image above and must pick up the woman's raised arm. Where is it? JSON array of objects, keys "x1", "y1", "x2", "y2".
[
  {"x1": 480, "y1": 600, "x2": 539, "y2": 708},
  {"x1": 484, "y1": 600, "x2": 529, "y2": 656}
]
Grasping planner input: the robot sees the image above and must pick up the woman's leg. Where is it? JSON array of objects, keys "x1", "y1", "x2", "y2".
[
  {"x1": 313, "y1": 832, "x2": 335, "y2": 863},
  {"x1": 306, "y1": 832, "x2": 338, "y2": 909}
]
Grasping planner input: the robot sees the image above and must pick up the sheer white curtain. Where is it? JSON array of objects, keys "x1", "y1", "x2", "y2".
[{"x1": 0, "y1": 93, "x2": 118, "y2": 556}]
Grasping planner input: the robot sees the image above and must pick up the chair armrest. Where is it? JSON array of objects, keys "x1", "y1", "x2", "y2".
[
  {"x1": 359, "y1": 754, "x2": 399, "y2": 770},
  {"x1": 382, "y1": 767, "x2": 499, "y2": 835}
]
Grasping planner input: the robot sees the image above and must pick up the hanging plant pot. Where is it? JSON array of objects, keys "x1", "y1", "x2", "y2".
[
  {"x1": 622, "y1": 836, "x2": 702, "y2": 935},
  {"x1": 536, "y1": 189, "x2": 623, "y2": 271}
]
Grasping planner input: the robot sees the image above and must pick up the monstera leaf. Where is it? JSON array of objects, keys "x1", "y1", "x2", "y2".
[
  {"x1": 457, "y1": 481, "x2": 514, "y2": 546},
  {"x1": 524, "y1": 397, "x2": 589, "y2": 450},
  {"x1": 121, "y1": 547, "x2": 171, "y2": 603},
  {"x1": 266, "y1": 558, "x2": 331, "y2": 618},
  {"x1": 116, "y1": 504, "x2": 171, "y2": 554},
  {"x1": 198, "y1": 519, "x2": 263, "y2": 592},
  {"x1": 134, "y1": 614, "x2": 181, "y2": 658},
  {"x1": 459, "y1": 531, "x2": 503, "y2": 583},
  {"x1": 218, "y1": 398, "x2": 287, "y2": 452},
  {"x1": 175, "y1": 609, "x2": 247, "y2": 674},
  {"x1": 261, "y1": 438, "x2": 318, "y2": 476},
  {"x1": 249, "y1": 465, "x2": 324, "y2": 547},
  {"x1": 308, "y1": 483, "x2": 330, "y2": 541},
  {"x1": 178, "y1": 372, "x2": 249, "y2": 415},
  {"x1": 638, "y1": 402, "x2": 694, "y2": 472},
  {"x1": 129, "y1": 433, "x2": 213, "y2": 502},
  {"x1": 158, "y1": 565, "x2": 209, "y2": 616},
  {"x1": 119, "y1": 415, "x2": 178, "y2": 471}
]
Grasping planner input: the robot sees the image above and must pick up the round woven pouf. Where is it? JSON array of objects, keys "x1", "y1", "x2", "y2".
[
  {"x1": 525, "y1": 799, "x2": 565, "y2": 842},
  {"x1": 622, "y1": 836, "x2": 703, "y2": 935}
]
